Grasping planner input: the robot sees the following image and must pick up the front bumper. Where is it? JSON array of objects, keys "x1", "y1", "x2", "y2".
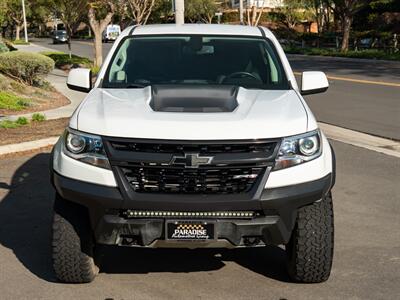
[{"x1": 52, "y1": 171, "x2": 333, "y2": 247}]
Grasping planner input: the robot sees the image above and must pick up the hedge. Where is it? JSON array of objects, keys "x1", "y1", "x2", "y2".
[{"x1": 0, "y1": 51, "x2": 54, "y2": 85}]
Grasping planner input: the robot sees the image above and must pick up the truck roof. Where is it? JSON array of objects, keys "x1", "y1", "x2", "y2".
[{"x1": 122, "y1": 24, "x2": 275, "y2": 39}]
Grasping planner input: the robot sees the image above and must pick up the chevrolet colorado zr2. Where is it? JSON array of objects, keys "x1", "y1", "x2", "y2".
[{"x1": 50, "y1": 24, "x2": 335, "y2": 283}]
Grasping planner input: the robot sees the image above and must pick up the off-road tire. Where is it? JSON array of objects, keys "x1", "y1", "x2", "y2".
[
  {"x1": 52, "y1": 196, "x2": 99, "y2": 283},
  {"x1": 286, "y1": 193, "x2": 334, "y2": 283}
]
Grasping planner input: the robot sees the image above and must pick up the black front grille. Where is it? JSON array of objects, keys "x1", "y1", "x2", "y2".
[
  {"x1": 121, "y1": 166, "x2": 263, "y2": 194},
  {"x1": 104, "y1": 138, "x2": 279, "y2": 195}
]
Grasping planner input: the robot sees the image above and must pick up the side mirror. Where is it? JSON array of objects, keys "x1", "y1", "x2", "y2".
[
  {"x1": 67, "y1": 68, "x2": 92, "y2": 93},
  {"x1": 301, "y1": 71, "x2": 329, "y2": 96}
]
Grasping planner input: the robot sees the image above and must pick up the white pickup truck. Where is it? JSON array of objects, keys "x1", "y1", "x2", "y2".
[{"x1": 51, "y1": 24, "x2": 335, "y2": 283}]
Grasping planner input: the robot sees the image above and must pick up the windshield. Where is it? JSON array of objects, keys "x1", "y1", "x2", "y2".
[{"x1": 103, "y1": 35, "x2": 289, "y2": 90}]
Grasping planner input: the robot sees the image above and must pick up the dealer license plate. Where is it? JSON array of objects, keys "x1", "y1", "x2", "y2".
[{"x1": 166, "y1": 220, "x2": 215, "y2": 241}]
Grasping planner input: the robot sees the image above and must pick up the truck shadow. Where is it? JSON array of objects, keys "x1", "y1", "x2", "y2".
[{"x1": 0, "y1": 153, "x2": 290, "y2": 283}]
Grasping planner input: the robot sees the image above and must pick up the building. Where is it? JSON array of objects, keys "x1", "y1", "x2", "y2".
[{"x1": 231, "y1": 0, "x2": 284, "y2": 9}]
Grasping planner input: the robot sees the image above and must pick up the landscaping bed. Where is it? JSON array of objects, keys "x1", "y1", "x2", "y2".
[
  {"x1": 0, "y1": 117, "x2": 68, "y2": 146},
  {"x1": 41, "y1": 51, "x2": 99, "y2": 74},
  {"x1": 0, "y1": 73, "x2": 70, "y2": 116}
]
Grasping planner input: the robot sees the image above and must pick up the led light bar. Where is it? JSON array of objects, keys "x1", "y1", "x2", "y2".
[{"x1": 122, "y1": 210, "x2": 256, "y2": 219}]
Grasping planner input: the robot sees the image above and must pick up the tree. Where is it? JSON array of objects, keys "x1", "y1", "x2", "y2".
[
  {"x1": 245, "y1": 2, "x2": 266, "y2": 27},
  {"x1": 147, "y1": 0, "x2": 174, "y2": 24},
  {"x1": 87, "y1": 0, "x2": 116, "y2": 67},
  {"x1": 126, "y1": 0, "x2": 156, "y2": 25},
  {"x1": 5, "y1": 0, "x2": 31, "y2": 40},
  {"x1": 329, "y1": 0, "x2": 369, "y2": 52},
  {"x1": 0, "y1": 1, "x2": 7, "y2": 35},
  {"x1": 185, "y1": 0, "x2": 217, "y2": 24},
  {"x1": 279, "y1": 0, "x2": 313, "y2": 30},
  {"x1": 310, "y1": 0, "x2": 333, "y2": 33},
  {"x1": 28, "y1": 0, "x2": 55, "y2": 36},
  {"x1": 53, "y1": 0, "x2": 87, "y2": 58}
]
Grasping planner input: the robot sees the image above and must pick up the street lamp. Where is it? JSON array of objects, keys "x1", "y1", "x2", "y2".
[{"x1": 21, "y1": 0, "x2": 28, "y2": 43}]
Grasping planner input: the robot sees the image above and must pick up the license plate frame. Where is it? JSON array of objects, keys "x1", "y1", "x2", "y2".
[{"x1": 165, "y1": 220, "x2": 216, "y2": 242}]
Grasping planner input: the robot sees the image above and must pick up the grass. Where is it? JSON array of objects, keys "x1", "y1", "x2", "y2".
[
  {"x1": 41, "y1": 51, "x2": 93, "y2": 69},
  {"x1": 0, "y1": 91, "x2": 30, "y2": 110},
  {"x1": 12, "y1": 39, "x2": 30, "y2": 45},
  {"x1": 284, "y1": 47, "x2": 400, "y2": 61},
  {"x1": 0, "y1": 117, "x2": 29, "y2": 128}
]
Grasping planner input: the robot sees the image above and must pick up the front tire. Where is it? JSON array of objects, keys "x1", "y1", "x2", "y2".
[
  {"x1": 286, "y1": 193, "x2": 334, "y2": 283},
  {"x1": 52, "y1": 196, "x2": 99, "y2": 283}
]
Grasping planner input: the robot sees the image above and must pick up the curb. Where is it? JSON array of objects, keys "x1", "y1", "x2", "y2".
[
  {"x1": 1, "y1": 123, "x2": 400, "y2": 159},
  {"x1": 0, "y1": 137, "x2": 59, "y2": 158}
]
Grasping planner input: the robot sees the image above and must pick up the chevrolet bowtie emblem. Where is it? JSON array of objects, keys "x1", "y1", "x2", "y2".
[{"x1": 170, "y1": 153, "x2": 214, "y2": 168}]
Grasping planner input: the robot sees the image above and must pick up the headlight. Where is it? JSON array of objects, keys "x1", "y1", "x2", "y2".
[
  {"x1": 274, "y1": 130, "x2": 322, "y2": 170},
  {"x1": 63, "y1": 128, "x2": 110, "y2": 169}
]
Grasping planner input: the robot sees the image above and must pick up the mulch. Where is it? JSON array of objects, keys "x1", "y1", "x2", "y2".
[
  {"x1": 0, "y1": 89, "x2": 70, "y2": 117},
  {"x1": 0, "y1": 118, "x2": 69, "y2": 146}
]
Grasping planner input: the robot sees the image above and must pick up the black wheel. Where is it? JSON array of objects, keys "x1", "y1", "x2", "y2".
[
  {"x1": 286, "y1": 193, "x2": 334, "y2": 283},
  {"x1": 52, "y1": 195, "x2": 99, "y2": 283}
]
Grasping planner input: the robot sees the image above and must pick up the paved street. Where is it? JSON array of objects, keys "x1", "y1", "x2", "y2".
[
  {"x1": 0, "y1": 141, "x2": 399, "y2": 299},
  {"x1": 31, "y1": 38, "x2": 400, "y2": 140}
]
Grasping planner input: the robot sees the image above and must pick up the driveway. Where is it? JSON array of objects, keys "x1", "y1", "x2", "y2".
[{"x1": 0, "y1": 141, "x2": 399, "y2": 299}]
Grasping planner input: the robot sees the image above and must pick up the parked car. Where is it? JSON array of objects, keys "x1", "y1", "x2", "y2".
[
  {"x1": 102, "y1": 24, "x2": 121, "y2": 43},
  {"x1": 52, "y1": 24, "x2": 335, "y2": 283},
  {"x1": 52, "y1": 30, "x2": 68, "y2": 44}
]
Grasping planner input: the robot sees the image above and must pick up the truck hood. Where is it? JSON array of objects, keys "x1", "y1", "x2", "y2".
[{"x1": 73, "y1": 87, "x2": 308, "y2": 140}]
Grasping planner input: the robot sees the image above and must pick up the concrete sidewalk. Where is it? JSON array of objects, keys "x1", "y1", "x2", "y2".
[{"x1": 13, "y1": 42, "x2": 55, "y2": 54}]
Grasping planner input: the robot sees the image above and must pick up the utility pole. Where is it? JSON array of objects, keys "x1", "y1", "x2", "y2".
[
  {"x1": 174, "y1": 0, "x2": 184, "y2": 25},
  {"x1": 239, "y1": 0, "x2": 244, "y2": 24},
  {"x1": 21, "y1": 0, "x2": 28, "y2": 43}
]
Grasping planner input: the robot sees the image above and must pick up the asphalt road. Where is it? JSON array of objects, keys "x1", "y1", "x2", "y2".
[
  {"x1": 32, "y1": 38, "x2": 400, "y2": 140},
  {"x1": 0, "y1": 140, "x2": 399, "y2": 299}
]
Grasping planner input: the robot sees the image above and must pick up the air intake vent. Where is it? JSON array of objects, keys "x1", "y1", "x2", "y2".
[{"x1": 150, "y1": 85, "x2": 239, "y2": 112}]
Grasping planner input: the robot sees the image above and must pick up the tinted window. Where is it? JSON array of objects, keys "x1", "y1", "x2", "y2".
[{"x1": 103, "y1": 35, "x2": 289, "y2": 90}]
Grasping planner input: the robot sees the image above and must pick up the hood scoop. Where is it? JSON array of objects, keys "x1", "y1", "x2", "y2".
[{"x1": 150, "y1": 85, "x2": 238, "y2": 113}]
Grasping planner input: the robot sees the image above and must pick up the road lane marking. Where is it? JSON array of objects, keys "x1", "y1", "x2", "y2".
[{"x1": 293, "y1": 72, "x2": 400, "y2": 87}]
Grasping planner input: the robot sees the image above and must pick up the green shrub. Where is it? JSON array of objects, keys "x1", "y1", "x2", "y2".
[
  {"x1": 0, "y1": 91, "x2": 30, "y2": 110},
  {"x1": 31, "y1": 113, "x2": 46, "y2": 122},
  {"x1": 0, "y1": 39, "x2": 9, "y2": 53},
  {"x1": 16, "y1": 116, "x2": 29, "y2": 125},
  {"x1": 0, "y1": 51, "x2": 54, "y2": 85},
  {"x1": 41, "y1": 51, "x2": 92, "y2": 69}
]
